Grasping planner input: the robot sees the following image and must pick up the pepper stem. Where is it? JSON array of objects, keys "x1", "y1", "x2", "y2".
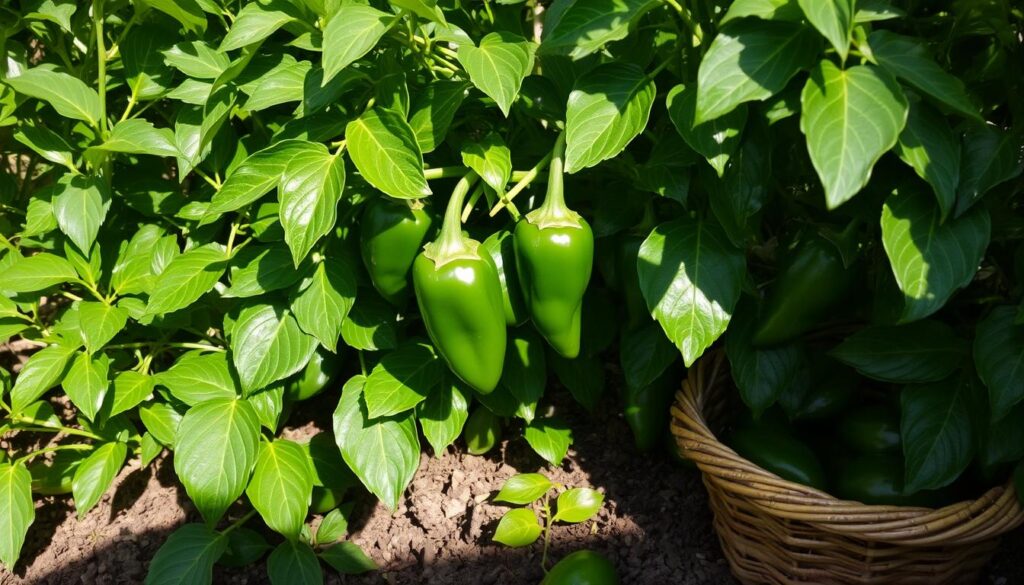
[
  {"x1": 527, "y1": 132, "x2": 583, "y2": 229},
  {"x1": 423, "y1": 171, "x2": 480, "y2": 266}
]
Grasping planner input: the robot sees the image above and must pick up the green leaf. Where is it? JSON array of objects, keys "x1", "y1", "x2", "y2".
[
  {"x1": 218, "y1": 526, "x2": 270, "y2": 568},
  {"x1": 901, "y1": 378, "x2": 974, "y2": 493},
  {"x1": 523, "y1": 417, "x2": 572, "y2": 466},
  {"x1": 408, "y1": 80, "x2": 469, "y2": 153},
  {"x1": 122, "y1": 24, "x2": 175, "y2": 100},
  {"x1": 220, "y1": 0, "x2": 297, "y2": 52},
  {"x1": 797, "y1": 0, "x2": 853, "y2": 60},
  {"x1": 10, "y1": 344, "x2": 77, "y2": 412},
  {"x1": 232, "y1": 303, "x2": 317, "y2": 394},
  {"x1": 801, "y1": 61, "x2": 908, "y2": 208},
  {"x1": 0, "y1": 463, "x2": 34, "y2": 570},
  {"x1": 322, "y1": 4, "x2": 393, "y2": 84},
  {"x1": 64, "y1": 352, "x2": 110, "y2": 421},
  {"x1": 71, "y1": 442, "x2": 126, "y2": 518},
  {"x1": 456, "y1": 32, "x2": 536, "y2": 117},
  {"x1": 333, "y1": 375, "x2": 420, "y2": 511},
  {"x1": 315, "y1": 508, "x2": 349, "y2": 544},
  {"x1": 140, "y1": 432, "x2": 163, "y2": 467},
  {"x1": 553, "y1": 487, "x2": 603, "y2": 523},
  {"x1": 565, "y1": 62, "x2": 655, "y2": 173},
  {"x1": 319, "y1": 541, "x2": 377, "y2": 575},
  {"x1": 155, "y1": 351, "x2": 238, "y2": 406},
  {"x1": 880, "y1": 186, "x2": 991, "y2": 322},
  {"x1": 247, "y1": 440, "x2": 314, "y2": 539},
  {"x1": 492, "y1": 508, "x2": 542, "y2": 547},
  {"x1": 638, "y1": 218, "x2": 745, "y2": 367},
  {"x1": 974, "y1": 307, "x2": 1024, "y2": 421},
  {"x1": 695, "y1": 20, "x2": 821, "y2": 123},
  {"x1": 416, "y1": 378, "x2": 470, "y2": 455},
  {"x1": 139, "y1": 402, "x2": 184, "y2": 448},
  {"x1": 146, "y1": 0, "x2": 208, "y2": 33},
  {"x1": 895, "y1": 100, "x2": 961, "y2": 220},
  {"x1": 831, "y1": 320, "x2": 968, "y2": 383},
  {"x1": 500, "y1": 327, "x2": 547, "y2": 423},
  {"x1": 78, "y1": 302, "x2": 128, "y2": 353},
  {"x1": 279, "y1": 145, "x2": 346, "y2": 265},
  {"x1": 14, "y1": 123, "x2": 75, "y2": 169},
  {"x1": 267, "y1": 540, "x2": 323, "y2": 585},
  {"x1": 6, "y1": 68, "x2": 102, "y2": 127},
  {"x1": 144, "y1": 524, "x2": 227, "y2": 585},
  {"x1": 541, "y1": 0, "x2": 656, "y2": 58},
  {"x1": 550, "y1": 353, "x2": 605, "y2": 412},
  {"x1": 666, "y1": 84, "x2": 746, "y2": 177},
  {"x1": 345, "y1": 108, "x2": 431, "y2": 200},
  {"x1": 21, "y1": 197, "x2": 58, "y2": 238},
  {"x1": 956, "y1": 124, "x2": 1023, "y2": 216},
  {"x1": 163, "y1": 41, "x2": 230, "y2": 80},
  {"x1": 868, "y1": 30, "x2": 980, "y2": 120},
  {"x1": 144, "y1": 243, "x2": 228, "y2": 317},
  {"x1": 364, "y1": 342, "x2": 443, "y2": 418},
  {"x1": 111, "y1": 225, "x2": 165, "y2": 295},
  {"x1": 111, "y1": 371, "x2": 155, "y2": 418},
  {"x1": 206, "y1": 140, "x2": 314, "y2": 217},
  {"x1": 23, "y1": 0, "x2": 77, "y2": 31},
  {"x1": 461, "y1": 132, "x2": 512, "y2": 195},
  {"x1": 174, "y1": 398, "x2": 261, "y2": 524},
  {"x1": 291, "y1": 258, "x2": 356, "y2": 353},
  {"x1": 725, "y1": 303, "x2": 805, "y2": 415},
  {"x1": 249, "y1": 383, "x2": 285, "y2": 432},
  {"x1": 340, "y1": 289, "x2": 399, "y2": 351},
  {"x1": 88, "y1": 119, "x2": 179, "y2": 158},
  {"x1": 0, "y1": 253, "x2": 78, "y2": 293},
  {"x1": 239, "y1": 57, "x2": 310, "y2": 112},
  {"x1": 226, "y1": 242, "x2": 306, "y2": 298},
  {"x1": 720, "y1": 0, "x2": 803, "y2": 24},
  {"x1": 305, "y1": 432, "x2": 358, "y2": 490},
  {"x1": 52, "y1": 174, "x2": 110, "y2": 253},
  {"x1": 494, "y1": 473, "x2": 551, "y2": 505},
  {"x1": 854, "y1": 0, "x2": 903, "y2": 22}
]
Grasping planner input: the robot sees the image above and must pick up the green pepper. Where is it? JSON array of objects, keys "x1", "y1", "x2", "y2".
[
  {"x1": 412, "y1": 172, "x2": 507, "y2": 393},
  {"x1": 623, "y1": 365, "x2": 680, "y2": 452},
  {"x1": 788, "y1": 365, "x2": 856, "y2": 421},
  {"x1": 286, "y1": 346, "x2": 344, "y2": 402},
  {"x1": 541, "y1": 550, "x2": 619, "y2": 585},
  {"x1": 753, "y1": 235, "x2": 857, "y2": 347},
  {"x1": 463, "y1": 406, "x2": 502, "y2": 455},
  {"x1": 359, "y1": 196, "x2": 435, "y2": 307},
  {"x1": 28, "y1": 450, "x2": 84, "y2": 495},
  {"x1": 729, "y1": 424, "x2": 829, "y2": 491},
  {"x1": 482, "y1": 229, "x2": 529, "y2": 326},
  {"x1": 310, "y1": 486, "x2": 347, "y2": 514},
  {"x1": 837, "y1": 404, "x2": 901, "y2": 454},
  {"x1": 830, "y1": 454, "x2": 955, "y2": 507},
  {"x1": 514, "y1": 133, "x2": 594, "y2": 358},
  {"x1": 616, "y1": 232, "x2": 648, "y2": 330}
]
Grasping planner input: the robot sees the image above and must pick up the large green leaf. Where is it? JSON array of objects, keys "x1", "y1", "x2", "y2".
[
  {"x1": 52, "y1": 174, "x2": 110, "y2": 253},
  {"x1": 500, "y1": 327, "x2": 547, "y2": 423},
  {"x1": 720, "y1": 0, "x2": 803, "y2": 24},
  {"x1": 801, "y1": 61, "x2": 908, "y2": 209},
  {"x1": 416, "y1": 379, "x2": 470, "y2": 455},
  {"x1": 78, "y1": 302, "x2": 128, "y2": 353},
  {"x1": 206, "y1": 140, "x2": 313, "y2": 216},
  {"x1": 71, "y1": 441, "x2": 126, "y2": 518},
  {"x1": 225, "y1": 242, "x2": 306, "y2": 298},
  {"x1": 868, "y1": 30, "x2": 980, "y2": 120},
  {"x1": 291, "y1": 257, "x2": 357, "y2": 352},
  {"x1": 666, "y1": 83, "x2": 746, "y2": 177},
  {"x1": 345, "y1": 108, "x2": 431, "y2": 199},
  {"x1": 461, "y1": 132, "x2": 512, "y2": 195},
  {"x1": 10, "y1": 343, "x2": 77, "y2": 412},
  {"x1": 322, "y1": 4, "x2": 393, "y2": 84},
  {"x1": 232, "y1": 303, "x2": 317, "y2": 394},
  {"x1": 220, "y1": 0, "x2": 297, "y2": 51},
  {"x1": 6, "y1": 68, "x2": 102, "y2": 127},
  {"x1": 174, "y1": 398, "x2": 261, "y2": 524},
  {"x1": 0, "y1": 463, "x2": 34, "y2": 570},
  {"x1": 0, "y1": 253, "x2": 78, "y2": 293},
  {"x1": 541, "y1": 0, "x2": 655, "y2": 58},
  {"x1": 880, "y1": 187, "x2": 990, "y2": 322},
  {"x1": 895, "y1": 99, "x2": 960, "y2": 220},
  {"x1": 279, "y1": 144, "x2": 346, "y2": 265},
  {"x1": 110, "y1": 371, "x2": 155, "y2": 417},
  {"x1": 901, "y1": 378, "x2": 974, "y2": 493},
  {"x1": 565, "y1": 62, "x2": 655, "y2": 173},
  {"x1": 89, "y1": 119, "x2": 178, "y2": 158},
  {"x1": 724, "y1": 302, "x2": 805, "y2": 415},
  {"x1": 955, "y1": 124, "x2": 1023, "y2": 216},
  {"x1": 408, "y1": 81, "x2": 469, "y2": 153},
  {"x1": 63, "y1": 352, "x2": 110, "y2": 421},
  {"x1": 144, "y1": 524, "x2": 227, "y2": 585},
  {"x1": 340, "y1": 289, "x2": 399, "y2": 351},
  {"x1": 154, "y1": 351, "x2": 238, "y2": 406},
  {"x1": 363, "y1": 341, "x2": 443, "y2": 418},
  {"x1": 147, "y1": 0, "x2": 208, "y2": 33},
  {"x1": 144, "y1": 243, "x2": 228, "y2": 317},
  {"x1": 638, "y1": 218, "x2": 745, "y2": 367},
  {"x1": 333, "y1": 375, "x2": 419, "y2": 511},
  {"x1": 974, "y1": 307, "x2": 1024, "y2": 422},
  {"x1": 14, "y1": 123, "x2": 75, "y2": 169},
  {"x1": 246, "y1": 439, "x2": 314, "y2": 539},
  {"x1": 139, "y1": 402, "x2": 184, "y2": 448},
  {"x1": 319, "y1": 542, "x2": 377, "y2": 575},
  {"x1": 831, "y1": 320, "x2": 968, "y2": 383},
  {"x1": 163, "y1": 41, "x2": 230, "y2": 80},
  {"x1": 456, "y1": 32, "x2": 536, "y2": 117},
  {"x1": 797, "y1": 0, "x2": 853, "y2": 60},
  {"x1": 695, "y1": 20, "x2": 820, "y2": 123},
  {"x1": 267, "y1": 540, "x2": 323, "y2": 585}
]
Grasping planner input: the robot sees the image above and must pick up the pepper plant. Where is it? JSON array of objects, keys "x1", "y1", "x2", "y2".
[{"x1": 0, "y1": 0, "x2": 1022, "y2": 582}]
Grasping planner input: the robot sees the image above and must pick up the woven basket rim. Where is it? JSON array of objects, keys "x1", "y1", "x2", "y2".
[{"x1": 671, "y1": 350, "x2": 1024, "y2": 547}]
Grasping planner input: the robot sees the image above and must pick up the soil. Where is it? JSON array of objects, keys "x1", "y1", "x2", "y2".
[{"x1": 1, "y1": 354, "x2": 1022, "y2": 585}]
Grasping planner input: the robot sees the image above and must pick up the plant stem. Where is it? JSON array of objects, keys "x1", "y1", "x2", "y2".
[
  {"x1": 460, "y1": 181, "x2": 487, "y2": 222},
  {"x1": 16, "y1": 443, "x2": 95, "y2": 465},
  {"x1": 93, "y1": 0, "x2": 108, "y2": 135},
  {"x1": 220, "y1": 509, "x2": 258, "y2": 536},
  {"x1": 428, "y1": 171, "x2": 479, "y2": 262},
  {"x1": 11, "y1": 417, "x2": 107, "y2": 442},
  {"x1": 423, "y1": 166, "x2": 468, "y2": 180},
  {"x1": 105, "y1": 341, "x2": 225, "y2": 352},
  {"x1": 489, "y1": 152, "x2": 552, "y2": 217}
]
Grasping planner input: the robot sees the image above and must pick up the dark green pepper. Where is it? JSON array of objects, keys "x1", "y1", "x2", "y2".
[
  {"x1": 514, "y1": 133, "x2": 594, "y2": 358},
  {"x1": 729, "y1": 424, "x2": 829, "y2": 491},
  {"x1": 753, "y1": 235, "x2": 857, "y2": 347},
  {"x1": 831, "y1": 454, "x2": 954, "y2": 507},
  {"x1": 463, "y1": 406, "x2": 502, "y2": 455},
  {"x1": 837, "y1": 405, "x2": 901, "y2": 454},
  {"x1": 482, "y1": 229, "x2": 529, "y2": 326},
  {"x1": 412, "y1": 172, "x2": 507, "y2": 393},
  {"x1": 623, "y1": 365, "x2": 680, "y2": 452},
  {"x1": 286, "y1": 346, "x2": 343, "y2": 402},
  {"x1": 360, "y1": 196, "x2": 435, "y2": 307},
  {"x1": 541, "y1": 550, "x2": 619, "y2": 585}
]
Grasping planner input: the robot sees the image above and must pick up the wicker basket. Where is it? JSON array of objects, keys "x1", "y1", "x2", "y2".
[{"x1": 670, "y1": 351, "x2": 1024, "y2": 585}]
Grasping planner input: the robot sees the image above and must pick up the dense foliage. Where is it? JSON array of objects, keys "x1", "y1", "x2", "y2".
[{"x1": 0, "y1": 0, "x2": 1022, "y2": 582}]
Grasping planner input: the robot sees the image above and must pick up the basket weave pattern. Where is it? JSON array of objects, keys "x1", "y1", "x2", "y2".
[{"x1": 670, "y1": 352, "x2": 1024, "y2": 585}]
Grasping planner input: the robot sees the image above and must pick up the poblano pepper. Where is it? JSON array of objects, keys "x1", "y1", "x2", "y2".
[
  {"x1": 412, "y1": 172, "x2": 507, "y2": 393},
  {"x1": 360, "y1": 196, "x2": 435, "y2": 307},
  {"x1": 514, "y1": 133, "x2": 594, "y2": 358}
]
